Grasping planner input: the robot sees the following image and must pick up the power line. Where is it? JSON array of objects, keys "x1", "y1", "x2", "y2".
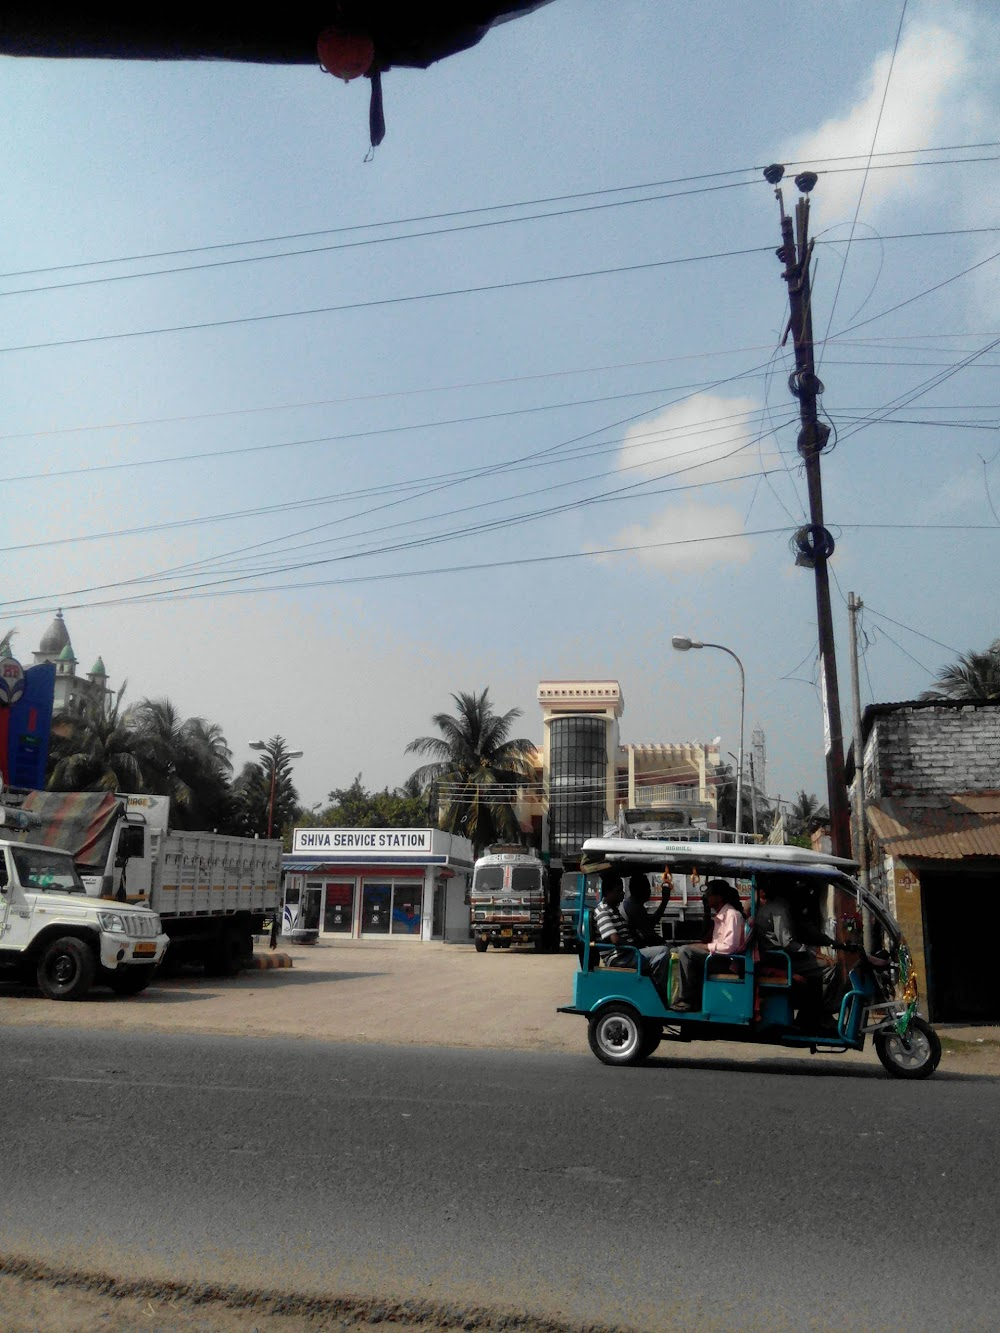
[
  {"x1": 859, "y1": 606, "x2": 962, "y2": 655},
  {"x1": 0, "y1": 522, "x2": 995, "y2": 620},
  {"x1": 5, "y1": 139, "x2": 994, "y2": 281},
  {"x1": 3, "y1": 227, "x2": 997, "y2": 358},
  {"x1": 818, "y1": 0, "x2": 909, "y2": 367}
]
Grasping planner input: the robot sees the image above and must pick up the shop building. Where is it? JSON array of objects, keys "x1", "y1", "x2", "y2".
[
  {"x1": 532, "y1": 680, "x2": 723, "y2": 860},
  {"x1": 282, "y1": 827, "x2": 474, "y2": 943},
  {"x1": 850, "y1": 699, "x2": 1000, "y2": 1022}
]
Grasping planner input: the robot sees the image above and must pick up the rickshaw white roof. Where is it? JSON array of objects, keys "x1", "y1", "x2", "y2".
[{"x1": 580, "y1": 837, "x2": 858, "y2": 875}]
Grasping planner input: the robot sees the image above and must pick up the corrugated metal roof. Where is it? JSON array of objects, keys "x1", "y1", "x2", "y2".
[{"x1": 867, "y1": 793, "x2": 1000, "y2": 859}]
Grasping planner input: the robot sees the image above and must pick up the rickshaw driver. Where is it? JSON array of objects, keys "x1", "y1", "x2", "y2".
[
  {"x1": 669, "y1": 880, "x2": 746, "y2": 1012},
  {"x1": 757, "y1": 882, "x2": 839, "y2": 1027}
]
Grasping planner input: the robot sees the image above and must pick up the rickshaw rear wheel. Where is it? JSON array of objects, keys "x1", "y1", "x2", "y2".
[
  {"x1": 874, "y1": 1016, "x2": 941, "y2": 1080},
  {"x1": 587, "y1": 1003, "x2": 647, "y2": 1066}
]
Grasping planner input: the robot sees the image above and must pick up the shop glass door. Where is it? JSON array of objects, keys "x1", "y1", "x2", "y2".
[
  {"x1": 323, "y1": 881, "x2": 354, "y2": 934},
  {"x1": 361, "y1": 882, "x2": 391, "y2": 934},
  {"x1": 302, "y1": 881, "x2": 322, "y2": 931},
  {"x1": 391, "y1": 882, "x2": 422, "y2": 935}
]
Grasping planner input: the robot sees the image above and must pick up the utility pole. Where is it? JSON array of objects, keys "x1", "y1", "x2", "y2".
[
  {"x1": 766, "y1": 165, "x2": 852, "y2": 858},
  {"x1": 847, "y1": 592, "x2": 870, "y2": 891}
]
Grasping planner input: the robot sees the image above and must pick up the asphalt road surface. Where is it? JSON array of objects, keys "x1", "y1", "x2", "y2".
[{"x1": 2, "y1": 1027, "x2": 999, "y2": 1331}]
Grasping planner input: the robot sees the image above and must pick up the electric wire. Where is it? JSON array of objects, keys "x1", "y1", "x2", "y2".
[
  {"x1": 4, "y1": 138, "x2": 993, "y2": 282},
  {"x1": 818, "y1": 0, "x2": 909, "y2": 368},
  {"x1": 3, "y1": 227, "x2": 997, "y2": 358}
]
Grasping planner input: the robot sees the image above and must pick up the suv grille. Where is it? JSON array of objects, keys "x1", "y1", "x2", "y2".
[{"x1": 124, "y1": 913, "x2": 159, "y2": 939}]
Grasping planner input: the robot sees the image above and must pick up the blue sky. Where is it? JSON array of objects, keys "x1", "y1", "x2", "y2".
[{"x1": 1, "y1": 0, "x2": 997, "y2": 810}]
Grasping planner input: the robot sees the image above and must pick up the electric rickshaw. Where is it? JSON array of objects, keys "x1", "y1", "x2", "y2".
[{"x1": 558, "y1": 838, "x2": 941, "y2": 1079}]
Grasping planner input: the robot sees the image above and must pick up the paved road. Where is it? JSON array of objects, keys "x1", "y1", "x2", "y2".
[{"x1": 2, "y1": 1027, "x2": 998, "y2": 1331}]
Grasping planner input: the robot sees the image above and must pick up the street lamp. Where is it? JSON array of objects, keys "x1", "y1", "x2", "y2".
[
  {"x1": 671, "y1": 636, "x2": 746, "y2": 842},
  {"x1": 249, "y1": 741, "x2": 303, "y2": 839}
]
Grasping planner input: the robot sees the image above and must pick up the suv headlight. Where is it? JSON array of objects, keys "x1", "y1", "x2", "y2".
[{"x1": 97, "y1": 911, "x2": 128, "y2": 933}]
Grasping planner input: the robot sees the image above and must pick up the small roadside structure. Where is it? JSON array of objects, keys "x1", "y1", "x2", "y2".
[
  {"x1": 852, "y1": 699, "x2": 1000, "y2": 1022},
  {"x1": 282, "y1": 827, "x2": 474, "y2": 943}
]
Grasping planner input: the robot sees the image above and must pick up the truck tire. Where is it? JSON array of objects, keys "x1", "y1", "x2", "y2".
[
  {"x1": 206, "y1": 926, "x2": 245, "y2": 977},
  {"x1": 36, "y1": 936, "x2": 96, "y2": 1001},
  {"x1": 474, "y1": 936, "x2": 489, "y2": 953},
  {"x1": 109, "y1": 965, "x2": 157, "y2": 997}
]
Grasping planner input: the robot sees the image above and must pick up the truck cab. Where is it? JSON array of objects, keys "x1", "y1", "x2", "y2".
[{"x1": 469, "y1": 846, "x2": 557, "y2": 952}]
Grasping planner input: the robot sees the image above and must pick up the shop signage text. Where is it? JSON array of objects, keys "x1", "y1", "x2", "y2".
[{"x1": 293, "y1": 827, "x2": 433, "y2": 856}]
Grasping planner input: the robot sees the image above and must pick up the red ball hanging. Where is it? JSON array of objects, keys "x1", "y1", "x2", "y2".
[{"x1": 317, "y1": 27, "x2": 375, "y2": 81}]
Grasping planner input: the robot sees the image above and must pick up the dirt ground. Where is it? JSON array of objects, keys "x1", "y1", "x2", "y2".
[{"x1": 2, "y1": 938, "x2": 997, "y2": 1330}]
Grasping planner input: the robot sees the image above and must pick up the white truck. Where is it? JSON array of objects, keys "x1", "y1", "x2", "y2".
[{"x1": 4, "y1": 790, "x2": 282, "y2": 989}]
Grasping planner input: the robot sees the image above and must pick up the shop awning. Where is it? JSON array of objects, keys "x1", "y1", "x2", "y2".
[{"x1": 867, "y1": 793, "x2": 1000, "y2": 859}]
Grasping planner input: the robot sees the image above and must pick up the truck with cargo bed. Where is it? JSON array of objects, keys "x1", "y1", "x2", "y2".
[{"x1": 10, "y1": 790, "x2": 282, "y2": 978}]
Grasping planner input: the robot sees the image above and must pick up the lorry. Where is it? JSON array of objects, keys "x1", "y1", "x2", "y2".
[
  {"x1": 0, "y1": 803, "x2": 170, "y2": 1000},
  {"x1": 469, "y1": 846, "x2": 559, "y2": 952},
  {"x1": 6, "y1": 790, "x2": 282, "y2": 984}
]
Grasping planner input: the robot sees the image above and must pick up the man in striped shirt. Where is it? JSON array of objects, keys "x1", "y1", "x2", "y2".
[{"x1": 593, "y1": 877, "x2": 671, "y2": 986}]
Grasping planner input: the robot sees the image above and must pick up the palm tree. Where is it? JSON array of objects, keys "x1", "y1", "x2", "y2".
[
  {"x1": 129, "y1": 698, "x2": 235, "y2": 829},
  {"x1": 234, "y1": 735, "x2": 301, "y2": 842},
  {"x1": 921, "y1": 638, "x2": 1000, "y2": 701},
  {"x1": 405, "y1": 688, "x2": 536, "y2": 856},
  {"x1": 47, "y1": 689, "x2": 145, "y2": 792},
  {"x1": 785, "y1": 790, "x2": 829, "y2": 846}
]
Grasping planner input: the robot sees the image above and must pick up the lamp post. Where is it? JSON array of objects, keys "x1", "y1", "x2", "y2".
[
  {"x1": 672, "y1": 637, "x2": 746, "y2": 842},
  {"x1": 249, "y1": 740, "x2": 303, "y2": 839}
]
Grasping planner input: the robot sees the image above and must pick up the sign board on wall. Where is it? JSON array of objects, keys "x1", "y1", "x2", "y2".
[{"x1": 293, "y1": 827, "x2": 433, "y2": 856}]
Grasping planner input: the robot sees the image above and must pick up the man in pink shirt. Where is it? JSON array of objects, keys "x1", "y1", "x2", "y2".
[{"x1": 670, "y1": 880, "x2": 746, "y2": 1012}]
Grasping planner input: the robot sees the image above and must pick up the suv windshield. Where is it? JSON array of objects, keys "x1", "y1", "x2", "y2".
[{"x1": 12, "y1": 848, "x2": 85, "y2": 894}]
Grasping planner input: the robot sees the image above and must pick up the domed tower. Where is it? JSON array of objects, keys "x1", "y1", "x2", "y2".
[
  {"x1": 33, "y1": 610, "x2": 71, "y2": 665},
  {"x1": 33, "y1": 611, "x2": 111, "y2": 716}
]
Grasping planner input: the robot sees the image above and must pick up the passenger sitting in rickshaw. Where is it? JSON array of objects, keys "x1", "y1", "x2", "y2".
[
  {"x1": 623, "y1": 870, "x2": 671, "y2": 946},
  {"x1": 593, "y1": 874, "x2": 671, "y2": 993},
  {"x1": 756, "y1": 881, "x2": 839, "y2": 1029},
  {"x1": 669, "y1": 880, "x2": 746, "y2": 1012}
]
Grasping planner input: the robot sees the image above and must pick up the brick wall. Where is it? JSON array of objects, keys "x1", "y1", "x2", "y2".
[{"x1": 866, "y1": 703, "x2": 1000, "y2": 797}]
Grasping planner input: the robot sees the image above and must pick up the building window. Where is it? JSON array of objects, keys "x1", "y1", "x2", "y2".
[
  {"x1": 361, "y1": 880, "x2": 423, "y2": 936},
  {"x1": 323, "y1": 881, "x2": 354, "y2": 933},
  {"x1": 549, "y1": 715, "x2": 607, "y2": 859}
]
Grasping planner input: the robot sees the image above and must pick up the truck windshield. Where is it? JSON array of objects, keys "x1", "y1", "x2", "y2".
[
  {"x1": 472, "y1": 867, "x2": 505, "y2": 894},
  {"x1": 12, "y1": 848, "x2": 86, "y2": 894},
  {"x1": 510, "y1": 867, "x2": 542, "y2": 894}
]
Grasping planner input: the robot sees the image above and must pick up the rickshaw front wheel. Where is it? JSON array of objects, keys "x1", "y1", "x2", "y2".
[
  {"x1": 874, "y1": 1016, "x2": 942, "y2": 1080},
  {"x1": 588, "y1": 1003, "x2": 647, "y2": 1066}
]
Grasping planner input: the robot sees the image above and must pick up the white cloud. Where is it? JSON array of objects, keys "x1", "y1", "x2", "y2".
[
  {"x1": 617, "y1": 392, "x2": 777, "y2": 482},
  {"x1": 781, "y1": 15, "x2": 973, "y2": 224},
  {"x1": 592, "y1": 392, "x2": 785, "y2": 571},
  {"x1": 602, "y1": 501, "x2": 756, "y2": 573}
]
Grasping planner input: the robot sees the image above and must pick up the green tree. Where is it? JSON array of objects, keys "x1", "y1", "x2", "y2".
[
  {"x1": 784, "y1": 790, "x2": 829, "y2": 847},
  {"x1": 234, "y1": 736, "x2": 302, "y2": 844},
  {"x1": 129, "y1": 698, "x2": 235, "y2": 830},
  {"x1": 405, "y1": 688, "x2": 536, "y2": 857},
  {"x1": 921, "y1": 637, "x2": 1000, "y2": 701},
  {"x1": 47, "y1": 688, "x2": 145, "y2": 792},
  {"x1": 316, "y1": 774, "x2": 428, "y2": 828}
]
